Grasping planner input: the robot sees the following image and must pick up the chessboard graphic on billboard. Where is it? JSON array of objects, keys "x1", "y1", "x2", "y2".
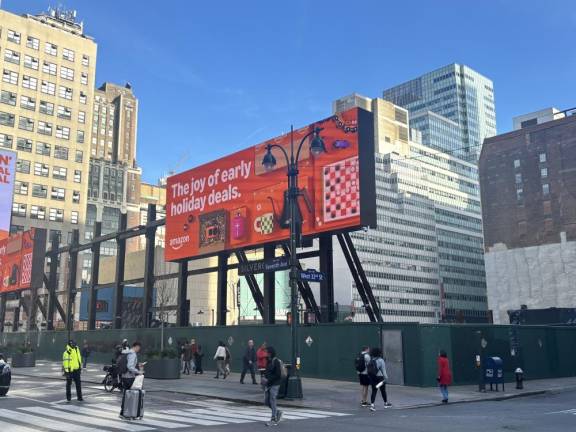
[
  {"x1": 165, "y1": 108, "x2": 376, "y2": 261},
  {"x1": 0, "y1": 149, "x2": 16, "y2": 241}
]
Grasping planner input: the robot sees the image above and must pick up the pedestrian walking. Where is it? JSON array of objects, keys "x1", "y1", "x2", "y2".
[
  {"x1": 182, "y1": 342, "x2": 192, "y2": 375},
  {"x1": 367, "y1": 347, "x2": 391, "y2": 411},
  {"x1": 355, "y1": 346, "x2": 371, "y2": 407},
  {"x1": 263, "y1": 346, "x2": 283, "y2": 426},
  {"x1": 194, "y1": 344, "x2": 204, "y2": 374},
  {"x1": 225, "y1": 345, "x2": 232, "y2": 376},
  {"x1": 120, "y1": 341, "x2": 143, "y2": 390},
  {"x1": 0, "y1": 353, "x2": 11, "y2": 396},
  {"x1": 190, "y1": 339, "x2": 198, "y2": 372},
  {"x1": 214, "y1": 341, "x2": 228, "y2": 379},
  {"x1": 81, "y1": 341, "x2": 90, "y2": 369},
  {"x1": 437, "y1": 350, "x2": 452, "y2": 404},
  {"x1": 62, "y1": 340, "x2": 83, "y2": 402},
  {"x1": 257, "y1": 342, "x2": 268, "y2": 382},
  {"x1": 240, "y1": 339, "x2": 257, "y2": 384}
]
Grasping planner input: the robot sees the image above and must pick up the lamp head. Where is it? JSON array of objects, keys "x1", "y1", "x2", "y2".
[
  {"x1": 262, "y1": 145, "x2": 277, "y2": 171},
  {"x1": 310, "y1": 127, "x2": 326, "y2": 156}
]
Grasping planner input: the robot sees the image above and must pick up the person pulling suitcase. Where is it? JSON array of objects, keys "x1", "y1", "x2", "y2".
[{"x1": 120, "y1": 341, "x2": 145, "y2": 420}]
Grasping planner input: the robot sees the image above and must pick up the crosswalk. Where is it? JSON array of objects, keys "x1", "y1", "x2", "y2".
[{"x1": 0, "y1": 399, "x2": 350, "y2": 431}]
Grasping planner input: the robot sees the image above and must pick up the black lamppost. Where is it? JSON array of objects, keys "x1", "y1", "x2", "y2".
[{"x1": 261, "y1": 125, "x2": 325, "y2": 399}]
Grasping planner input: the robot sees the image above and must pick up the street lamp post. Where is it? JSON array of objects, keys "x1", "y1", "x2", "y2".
[{"x1": 262, "y1": 125, "x2": 325, "y2": 399}]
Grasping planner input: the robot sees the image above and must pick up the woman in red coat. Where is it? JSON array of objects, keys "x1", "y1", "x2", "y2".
[{"x1": 437, "y1": 350, "x2": 452, "y2": 404}]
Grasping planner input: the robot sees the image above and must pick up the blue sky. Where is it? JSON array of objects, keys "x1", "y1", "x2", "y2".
[{"x1": 6, "y1": 0, "x2": 576, "y2": 182}]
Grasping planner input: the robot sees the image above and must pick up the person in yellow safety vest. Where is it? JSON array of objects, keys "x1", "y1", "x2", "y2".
[{"x1": 62, "y1": 339, "x2": 84, "y2": 402}]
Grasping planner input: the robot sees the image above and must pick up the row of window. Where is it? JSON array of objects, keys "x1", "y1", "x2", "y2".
[
  {"x1": 2, "y1": 69, "x2": 88, "y2": 103},
  {"x1": 1, "y1": 89, "x2": 86, "y2": 122},
  {"x1": 15, "y1": 159, "x2": 82, "y2": 182},
  {"x1": 14, "y1": 180, "x2": 81, "y2": 202},
  {"x1": 0, "y1": 132, "x2": 82, "y2": 160},
  {"x1": 0, "y1": 110, "x2": 84, "y2": 141},
  {"x1": 4, "y1": 29, "x2": 90, "y2": 66},
  {"x1": 2, "y1": 48, "x2": 89, "y2": 84},
  {"x1": 12, "y1": 202, "x2": 78, "y2": 224}
]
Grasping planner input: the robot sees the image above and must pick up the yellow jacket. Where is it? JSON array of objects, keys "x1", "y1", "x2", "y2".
[{"x1": 62, "y1": 345, "x2": 82, "y2": 373}]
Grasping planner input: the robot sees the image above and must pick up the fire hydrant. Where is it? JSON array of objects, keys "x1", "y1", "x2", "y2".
[{"x1": 515, "y1": 368, "x2": 524, "y2": 389}]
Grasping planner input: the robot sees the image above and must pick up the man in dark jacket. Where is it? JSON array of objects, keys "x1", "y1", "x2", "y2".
[
  {"x1": 240, "y1": 339, "x2": 257, "y2": 384},
  {"x1": 263, "y1": 346, "x2": 283, "y2": 426}
]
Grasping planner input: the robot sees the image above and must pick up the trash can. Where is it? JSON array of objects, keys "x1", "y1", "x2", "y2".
[
  {"x1": 483, "y1": 356, "x2": 504, "y2": 391},
  {"x1": 277, "y1": 363, "x2": 292, "y2": 399}
]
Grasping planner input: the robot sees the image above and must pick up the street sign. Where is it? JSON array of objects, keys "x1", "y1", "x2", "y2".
[
  {"x1": 238, "y1": 256, "x2": 290, "y2": 275},
  {"x1": 299, "y1": 269, "x2": 326, "y2": 283}
]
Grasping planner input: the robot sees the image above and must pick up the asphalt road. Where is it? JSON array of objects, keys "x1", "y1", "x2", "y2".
[{"x1": 0, "y1": 374, "x2": 575, "y2": 431}]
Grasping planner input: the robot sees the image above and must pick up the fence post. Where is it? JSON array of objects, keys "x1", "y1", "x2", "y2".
[
  {"x1": 46, "y1": 233, "x2": 59, "y2": 331},
  {"x1": 142, "y1": 204, "x2": 157, "y2": 328},
  {"x1": 87, "y1": 222, "x2": 102, "y2": 330},
  {"x1": 66, "y1": 230, "x2": 79, "y2": 333},
  {"x1": 113, "y1": 213, "x2": 128, "y2": 329},
  {"x1": 263, "y1": 244, "x2": 276, "y2": 324},
  {"x1": 177, "y1": 261, "x2": 188, "y2": 327},
  {"x1": 216, "y1": 252, "x2": 229, "y2": 326},
  {"x1": 319, "y1": 234, "x2": 334, "y2": 323}
]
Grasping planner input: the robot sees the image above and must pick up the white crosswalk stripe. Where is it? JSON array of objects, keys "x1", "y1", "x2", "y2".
[{"x1": 0, "y1": 399, "x2": 350, "y2": 431}]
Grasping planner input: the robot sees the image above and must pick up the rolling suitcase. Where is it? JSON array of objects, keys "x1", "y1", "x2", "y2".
[{"x1": 120, "y1": 389, "x2": 144, "y2": 419}]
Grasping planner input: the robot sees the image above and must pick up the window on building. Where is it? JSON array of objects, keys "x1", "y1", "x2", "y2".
[
  {"x1": 78, "y1": 111, "x2": 86, "y2": 123},
  {"x1": 513, "y1": 159, "x2": 521, "y2": 169},
  {"x1": 45, "y1": 42, "x2": 57, "y2": 56},
  {"x1": 38, "y1": 121, "x2": 52, "y2": 136},
  {"x1": 60, "y1": 66, "x2": 74, "y2": 81},
  {"x1": 12, "y1": 203, "x2": 26, "y2": 217},
  {"x1": 541, "y1": 168, "x2": 548, "y2": 178},
  {"x1": 19, "y1": 95, "x2": 36, "y2": 111},
  {"x1": 543, "y1": 200, "x2": 552, "y2": 216},
  {"x1": 543, "y1": 183, "x2": 550, "y2": 196},
  {"x1": 2, "y1": 69, "x2": 18, "y2": 85},
  {"x1": 515, "y1": 173, "x2": 522, "y2": 184},
  {"x1": 30, "y1": 205, "x2": 46, "y2": 220},
  {"x1": 24, "y1": 54, "x2": 39, "y2": 70},
  {"x1": 26, "y1": 36, "x2": 39, "y2": 50},
  {"x1": 72, "y1": 190, "x2": 81, "y2": 204},
  {"x1": 540, "y1": 152, "x2": 547, "y2": 163},
  {"x1": 22, "y1": 75, "x2": 38, "y2": 90},
  {"x1": 34, "y1": 162, "x2": 49, "y2": 177},
  {"x1": 16, "y1": 138, "x2": 33, "y2": 152},
  {"x1": 4, "y1": 49, "x2": 20, "y2": 65},
  {"x1": 41, "y1": 80, "x2": 56, "y2": 95},
  {"x1": 51, "y1": 187, "x2": 65, "y2": 201},
  {"x1": 52, "y1": 166, "x2": 67, "y2": 180},
  {"x1": 39, "y1": 101, "x2": 54, "y2": 115},
  {"x1": 82, "y1": 55, "x2": 89, "y2": 67},
  {"x1": 42, "y1": 61, "x2": 57, "y2": 75},
  {"x1": 32, "y1": 183, "x2": 47, "y2": 198},
  {"x1": 59, "y1": 86, "x2": 73, "y2": 100},
  {"x1": 49, "y1": 208, "x2": 64, "y2": 222},
  {"x1": 80, "y1": 72, "x2": 88, "y2": 85},
  {"x1": 74, "y1": 170, "x2": 82, "y2": 183},
  {"x1": 0, "y1": 133, "x2": 13, "y2": 149},
  {"x1": 516, "y1": 188, "x2": 523, "y2": 202},
  {"x1": 54, "y1": 145, "x2": 69, "y2": 160},
  {"x1": 71, "y1": 211, "x2": 79, "y2": 224},
  {"x1": 16, "y1": 159, "x2": 30, "y2": 174},
  {"x1": 62, "y1": 48, "x2": 75, "y2": 62},
  {"x1": 57, "y1": 105, "x2": 72, "y2": 120},
  {"x1": 55, "y1": 126, "x2": 70, "y2": 140},
  {"x1": 14, "y1": 181, "x2": 28, "y2": 195},
  {"x1": 18, "y1": 116, "x2": 34, "y2": 132},
  {"x1": 77, "y1": 130, "x2": 85, "y2": 143},
  {"x1": 36, "y1": 142, "x2": 51, "y2": 156},
  {"x1": 1, "y1": 90, "x2": 17, "y2": 106},
  {"x1": 10, "y1": 225, "x2": 24, "y2": 235},
  {"x1": 0, "y1": 111, "x2": 15, "y2": 127},
  {"x1": 7, "y1": 30, "x2": 21, "y2": 44},
  {"x1": 79, "y1": 91, "x2": 87, "y2": 104}
]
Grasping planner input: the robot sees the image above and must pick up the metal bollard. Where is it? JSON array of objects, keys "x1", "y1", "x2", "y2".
[{"x1": 515, "y1": 368, "x2": 524, "y2": 390}]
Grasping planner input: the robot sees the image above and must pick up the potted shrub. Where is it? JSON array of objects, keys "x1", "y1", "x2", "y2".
[
  {"x1": 11, "y1": 344, "x2": 35, "y2": 368},
  {"x1": 143, "y1": 348, "x2": 180, "y2": 380}
]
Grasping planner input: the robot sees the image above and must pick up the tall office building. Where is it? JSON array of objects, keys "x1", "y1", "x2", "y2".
[
  {"x1": 383, "y1": 64, "x2": 496, "y2": 162},
  {"x1": 0, "y1": 8, "x2": 97, "y2": 243},
  {"x1": 332, "y1": 95, "x2": 488, "y2": 323}
]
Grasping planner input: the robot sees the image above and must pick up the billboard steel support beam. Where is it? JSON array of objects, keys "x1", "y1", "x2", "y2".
[
  {"x1": 66, "y1": 230, "x2": 79, "y2": 333},
  {"x1": 177, "y1": 261, "x2": 189, "y2": 327},
  {"x1": 87, "y1": 222, "x2": 102, "y2": 330},
  {"x1": 46, "y1": 233, "x2": 60, "y2": 331},
  {"x1": 217, "y1": 252, "x2": 229, "y2": 326},
  {"x1": 235, "y1": 250, "x2": 265, "y2": 319},
  {"x1": 263, "y1": 244, "x2": 276, "y2": 324},
  {"x1": 142, "y1": 204, "x2": 157, "y2": 328},
  {"x1": 113, "y1": 213, "x2": 128, "y2": 330},
  {"x1": 319, "y1": 234, "x2": 335, "y2": 323}
]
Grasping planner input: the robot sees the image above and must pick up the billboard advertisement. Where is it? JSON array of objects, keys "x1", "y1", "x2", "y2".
[
  {"x1": 165, "y1": 108, "x2": 375, "y2": 261},
  {"x1": 0, "y1": 149, "x2": 17, "y2": 241},
  {"x1": 0, "y1": 228, "x2": 46, "y2": 293}
]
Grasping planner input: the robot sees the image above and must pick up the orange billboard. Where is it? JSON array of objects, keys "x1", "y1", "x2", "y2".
[
  {"x1": 0, "y1": 229, "x2": 46, "y2": 293},
  {"x1": 165, "y1": 108, "x2": 375, "y2": 261}
]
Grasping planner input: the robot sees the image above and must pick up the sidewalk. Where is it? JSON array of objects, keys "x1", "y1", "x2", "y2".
[{"x1": 11, "y1": 360, "x2": 576, "y2": 411}]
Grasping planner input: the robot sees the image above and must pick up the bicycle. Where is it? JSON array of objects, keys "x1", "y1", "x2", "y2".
[{"x1": 102, "y1": 365, "x2": 123, "y2": 392}]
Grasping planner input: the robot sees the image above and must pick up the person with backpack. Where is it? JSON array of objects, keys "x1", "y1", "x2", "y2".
[
  {"x1": 437, "y1": 350, "x2": 452, "y2": 404},
  {"x1": 367, "y1": 347, "x2": 391, "y2": 411},
  {"x1": 262, "y1": 346, "x2": 284, "y2": 426},
  {"x1": 355, "y1": 346, "x2": 371, "y2": 407},
  {"x1": 120, "y1": 341, "x2": 142, "y2": 390},
  {"x1": 0, "y1": 353, "x2": 11, "y2": 396},
  {"x1": 214, "y1": 341, "x2": 228, "y2": 379},
  {"x1": 62, "y1": 340, "x2": 83, "y2": 402}
]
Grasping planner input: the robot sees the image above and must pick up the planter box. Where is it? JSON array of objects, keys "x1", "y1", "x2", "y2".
[
  {"x1": 11, "y1": 352, "x2": 36, "y2": 368},
  {"x1": 144, "y1": 358, "x2": 180, "y2": 380}
]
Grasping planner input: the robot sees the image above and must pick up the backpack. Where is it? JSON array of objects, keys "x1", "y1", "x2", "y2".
[
  {"x1": 367, "y1": 358, "x2": 379, "y2": 377},
  {"x1": 277, "y1": 358, "x2": 287, "y2": 379},
  {"x1": 355, "y1": 353, "x2": 367, "y2": 373},
  {"x1": 116, "y1": 353, "x2": 128, "y2": 375}
]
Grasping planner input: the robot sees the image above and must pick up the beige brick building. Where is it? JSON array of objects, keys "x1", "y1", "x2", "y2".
[{"x1": 0, "y1": 8, "x2": 97, "y2": 244}]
